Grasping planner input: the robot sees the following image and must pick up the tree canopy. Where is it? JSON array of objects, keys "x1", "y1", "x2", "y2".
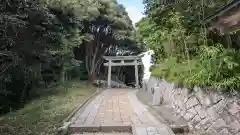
[{"x1": 0, "y1": 0, "x2": 137, "y2": 114}]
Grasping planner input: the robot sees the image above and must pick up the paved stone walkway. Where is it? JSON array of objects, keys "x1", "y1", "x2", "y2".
[{"x1": 70, "y1": 89, "x2": 174, "y2": 135}]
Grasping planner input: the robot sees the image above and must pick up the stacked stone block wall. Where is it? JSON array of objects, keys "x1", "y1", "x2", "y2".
[{"x1": 147, "y1": 77, "x2": 240, "y2": 135}]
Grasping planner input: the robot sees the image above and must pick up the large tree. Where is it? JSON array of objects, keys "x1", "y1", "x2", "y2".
[
  {"x1": 44, "y1": 0, "x2": 135, "y2": 82},
  {"x1": 0, "y1": 0, "x2": 69, "y2": 105},
  {"x1": 0, "y1": 0, "x2": 137, "y2": 112},
  {"x1": 69, "y1": 0, "x2": 135, "y2": 82}
]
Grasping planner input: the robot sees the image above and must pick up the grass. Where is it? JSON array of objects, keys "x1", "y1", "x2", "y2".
[{"x1": 0, "y1": 80, "x2": 96, "y2": 135}]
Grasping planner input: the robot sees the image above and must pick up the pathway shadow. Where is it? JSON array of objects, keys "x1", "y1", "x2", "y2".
[{"x1": 136, "y1": 90, "x2": 189, "y2": 134}]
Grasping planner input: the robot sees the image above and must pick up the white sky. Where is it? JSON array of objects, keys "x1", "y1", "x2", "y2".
[{"x1": 117, "y1": 0, "x2": 145, "y2": 25}]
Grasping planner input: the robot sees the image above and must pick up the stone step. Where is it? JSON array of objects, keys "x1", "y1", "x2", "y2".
[
  {"x1": 69, "y1": 124, "x2": 132, "y2": 134},
  {"x1": 71, "y1": 132, "x2": 132, "y2": 135},
  {"x1": 69, "y1": 124, "x2": 172, "y2": 135},
  {"x1": 132, "y1": 125, "x2": 176, "y2": 135}
]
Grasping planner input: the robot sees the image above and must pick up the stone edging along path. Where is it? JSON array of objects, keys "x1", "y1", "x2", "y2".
[{"x1": 57, "y1": 88, "x2": 102, "y2": 135}]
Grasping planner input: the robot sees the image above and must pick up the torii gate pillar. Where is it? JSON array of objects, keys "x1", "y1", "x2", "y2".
[
  {"x1": 103, "y1": 56, "x2": 142, "y2": 88},
  {"x1": 107, "y1": 60, "x2": 112, "y2": 88},
  {"x1": 134, "y1": 60, "x2": 139, "y2": 88}
]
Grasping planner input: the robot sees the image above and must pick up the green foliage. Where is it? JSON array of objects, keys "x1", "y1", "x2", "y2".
[
  {"x1": 0, "y1": 80, "x2": 96, "y2": 135},
  {"x1": 152, "y1": 44, "x2": 240, "y2": 91},
  {"x1": 139, "y1": 0, "x2": 240, "y2": 92},
  {"x1": 189, "y1": 45, "x2": 240, "y2": 90},
  {"x1": 0, "y1": 0, "x2": 135, "y2": 114}
]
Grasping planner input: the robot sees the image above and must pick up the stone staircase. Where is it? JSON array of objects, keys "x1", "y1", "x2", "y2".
[{"x1": 70, "y1": 124, "x2": 132, "y2": 135}]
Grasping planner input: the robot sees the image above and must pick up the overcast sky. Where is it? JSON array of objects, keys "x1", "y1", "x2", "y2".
[{"x1": 117, "y1": 0, "x2": 145, "y2": 25}]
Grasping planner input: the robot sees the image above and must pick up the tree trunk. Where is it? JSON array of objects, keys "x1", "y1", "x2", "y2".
[
  {"x1": 88, "y1": 72, "x2": 95, "y2": 85},
  {"x1": 60, "y1": 68, "x2": 65, "y2": 83},
  {"x1": 20, "y1": 82, "x2": 31, "y2": 103}
]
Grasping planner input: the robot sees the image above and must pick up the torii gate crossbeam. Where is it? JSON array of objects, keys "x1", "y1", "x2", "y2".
[{"x1": 103, "y1": 56, "x2": 143, "y2": 88}]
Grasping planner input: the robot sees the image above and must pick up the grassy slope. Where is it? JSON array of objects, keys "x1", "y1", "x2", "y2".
[{"x1": 0, "y1": 80, "x2": 96, "y2": 135}]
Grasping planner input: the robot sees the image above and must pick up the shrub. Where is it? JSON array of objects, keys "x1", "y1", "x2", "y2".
[{"x1": 152, "y1": 44, "x2": 240, "y2": 92}]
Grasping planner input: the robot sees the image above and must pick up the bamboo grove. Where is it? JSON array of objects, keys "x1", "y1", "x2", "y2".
[{"x1": 136, "y1": 0, "x2": 240, "y2": 92}]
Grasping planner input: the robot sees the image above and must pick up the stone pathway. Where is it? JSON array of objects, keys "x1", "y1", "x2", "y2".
[{"x1": 69, "y1": 89, "x2": 175, "y2": 135}]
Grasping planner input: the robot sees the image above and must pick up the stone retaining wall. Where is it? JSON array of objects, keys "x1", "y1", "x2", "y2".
[{"x1": 147, "y1": 77, "x2": 240, "y2": 135}]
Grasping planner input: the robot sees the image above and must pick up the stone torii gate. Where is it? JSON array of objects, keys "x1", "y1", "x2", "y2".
[{"x1": 103, "y1": 56, "x2": 142, "y2": 88}]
